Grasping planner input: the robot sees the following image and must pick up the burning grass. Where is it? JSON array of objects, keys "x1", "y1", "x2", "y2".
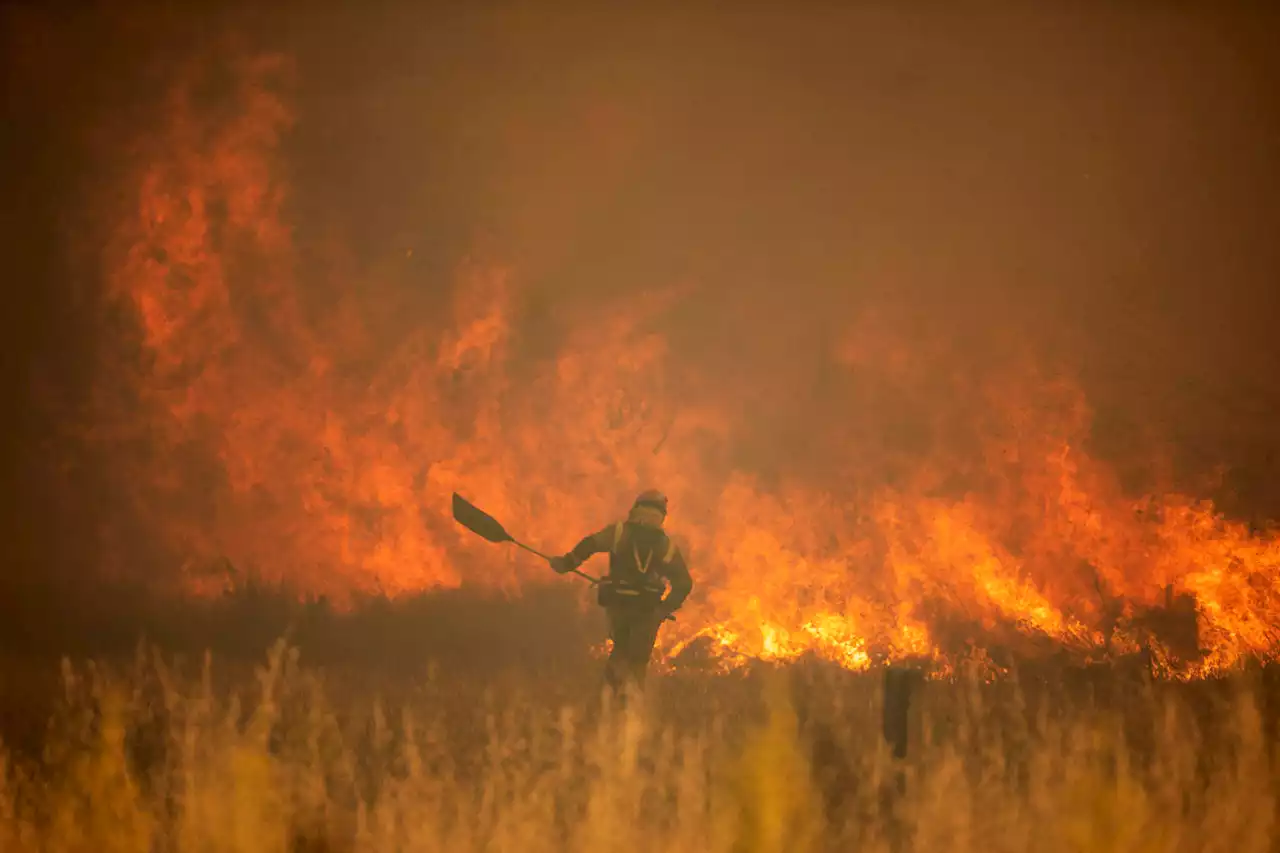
[
  {"x1": 63, "y1": 41, "x2": 1280, "y2": 681},
  {"x1": 0, "y1": 615, "x2": 1277, "y2": 853},
  {"x1": 12, "y1": 32, "x2": 1280, "y2": 847}
]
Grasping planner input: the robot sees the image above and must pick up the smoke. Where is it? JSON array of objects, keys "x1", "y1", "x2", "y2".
[{"x1": 2, "y1": 2, "x2": 1280, "y2": 671}]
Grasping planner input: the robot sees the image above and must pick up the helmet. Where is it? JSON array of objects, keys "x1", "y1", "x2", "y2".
[{"x1": 633, "y1": 489, "x2": 668, "y2": 515}]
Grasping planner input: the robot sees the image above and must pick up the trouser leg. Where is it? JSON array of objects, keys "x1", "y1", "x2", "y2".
[
  {"x1": 604, "y1": 607, "x2": 661, "y2": 695},
  {"x1": 604, "y1": 611, "x2": 631, "y2": 695},
  {"x1": 625, "y1": 613, "x2": 662, "y2": 689}
]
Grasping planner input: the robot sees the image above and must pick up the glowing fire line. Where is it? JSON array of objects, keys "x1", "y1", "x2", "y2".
[{"x1": 79, "y1": 49, "x2": 1280, "y2": 681}]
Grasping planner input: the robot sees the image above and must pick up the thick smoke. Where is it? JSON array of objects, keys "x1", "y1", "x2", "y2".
[{"x1": 3, "y1": 2, "x2": 1280, "y2": 671}]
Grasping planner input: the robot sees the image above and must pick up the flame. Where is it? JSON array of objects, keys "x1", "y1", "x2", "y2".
[{"x1": 79, "y1": 50, "x2": 1280, "y2": 679}]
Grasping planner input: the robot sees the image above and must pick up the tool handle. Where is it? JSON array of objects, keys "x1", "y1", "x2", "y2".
[
  {"x1": 522, "y1": 541, "x2": 602, "y2": 585},
  {"x1": 513, "y1": 540, "x2": 553, "y2": 561}
]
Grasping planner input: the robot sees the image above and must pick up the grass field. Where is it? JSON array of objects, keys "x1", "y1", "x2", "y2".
[{"x1": 0, "y1": 583, "x2": 1276, "y2": 852}]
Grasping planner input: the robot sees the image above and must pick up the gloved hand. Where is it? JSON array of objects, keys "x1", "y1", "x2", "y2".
[{"x1": 549, "y1": 554, "x2": 574, "y2": 574}]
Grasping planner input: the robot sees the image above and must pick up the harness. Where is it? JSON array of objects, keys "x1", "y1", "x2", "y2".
[
  {"x1": 612, "y1": 521, "x2": 677, "y2": 568},
  {"x1": 596, "y1": 521, "x2": 676, "y2": 608}
]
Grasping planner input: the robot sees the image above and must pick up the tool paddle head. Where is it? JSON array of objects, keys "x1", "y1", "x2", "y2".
[{"x1": 452, "y1": 493, "x2": 515, "y2": 545}]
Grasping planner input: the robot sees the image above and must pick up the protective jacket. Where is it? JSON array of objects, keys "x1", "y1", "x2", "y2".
[{"x1": 560, "y1": 504, "x2": 693, "y2": 615}]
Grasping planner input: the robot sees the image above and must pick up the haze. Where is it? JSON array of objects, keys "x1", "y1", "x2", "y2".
[{"x1": 2, "y1": 1, "x2": 1278, "y2": 598}]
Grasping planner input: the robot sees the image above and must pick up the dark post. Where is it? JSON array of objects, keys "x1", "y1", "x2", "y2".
[
  {"x1": 882, "y1": 665, "x2": 917, "y2": 759},
  {"x1": 881, "y1": 664, "x2": 922, "y2": 853}
]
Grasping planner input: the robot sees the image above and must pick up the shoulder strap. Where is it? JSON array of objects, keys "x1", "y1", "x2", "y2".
[{"x1": 611, "y1": 522, "x2": 672, "y2": 574}]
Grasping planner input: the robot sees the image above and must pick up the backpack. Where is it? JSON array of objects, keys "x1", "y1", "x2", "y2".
[{"x1": 596, "y1": 521, "x2": 676, "y2": 609}]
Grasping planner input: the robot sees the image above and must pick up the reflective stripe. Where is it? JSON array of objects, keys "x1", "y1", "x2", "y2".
[
  {"x1": 633, "y1": 540, "x2": 654, "y2": 574},
  {"x1": 610, "y1": 520, "x2": 671, "y2": 577}
]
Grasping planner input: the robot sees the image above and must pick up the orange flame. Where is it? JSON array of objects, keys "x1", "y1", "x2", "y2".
[{"x1": 82, "y1": 50, "x2": 1280, "y2": 679}]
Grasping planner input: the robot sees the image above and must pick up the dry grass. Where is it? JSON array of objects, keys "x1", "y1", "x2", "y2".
[{"x1": 0, "y1": 637, "x2": 1277, "y2": 853}]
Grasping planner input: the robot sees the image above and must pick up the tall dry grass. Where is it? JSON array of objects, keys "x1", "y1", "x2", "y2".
[{"x1": 0, "y1": 641, "x2": 1276, "y2": 853}]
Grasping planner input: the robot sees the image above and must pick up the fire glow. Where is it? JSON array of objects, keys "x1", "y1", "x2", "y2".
[{"x1": 84, "y1": 52, "x2": 1280, "y2": 681}]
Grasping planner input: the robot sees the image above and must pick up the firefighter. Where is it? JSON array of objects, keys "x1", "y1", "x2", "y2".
[{"x1": 550, "y1": 489, "x2": 693, "y2": 695}]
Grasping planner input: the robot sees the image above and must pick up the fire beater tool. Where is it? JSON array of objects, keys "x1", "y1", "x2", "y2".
[
  {"x1": 450, "y1": 492, "x2": 676, "y2": 622},
  {"x1": 451, "y1": 492, "x2": 600, "y2": 585}
]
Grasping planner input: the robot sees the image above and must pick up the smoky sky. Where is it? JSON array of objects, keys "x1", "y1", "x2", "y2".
[{"x1": 2, "y1": 0, "x2": 1279, "y2": 585}]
